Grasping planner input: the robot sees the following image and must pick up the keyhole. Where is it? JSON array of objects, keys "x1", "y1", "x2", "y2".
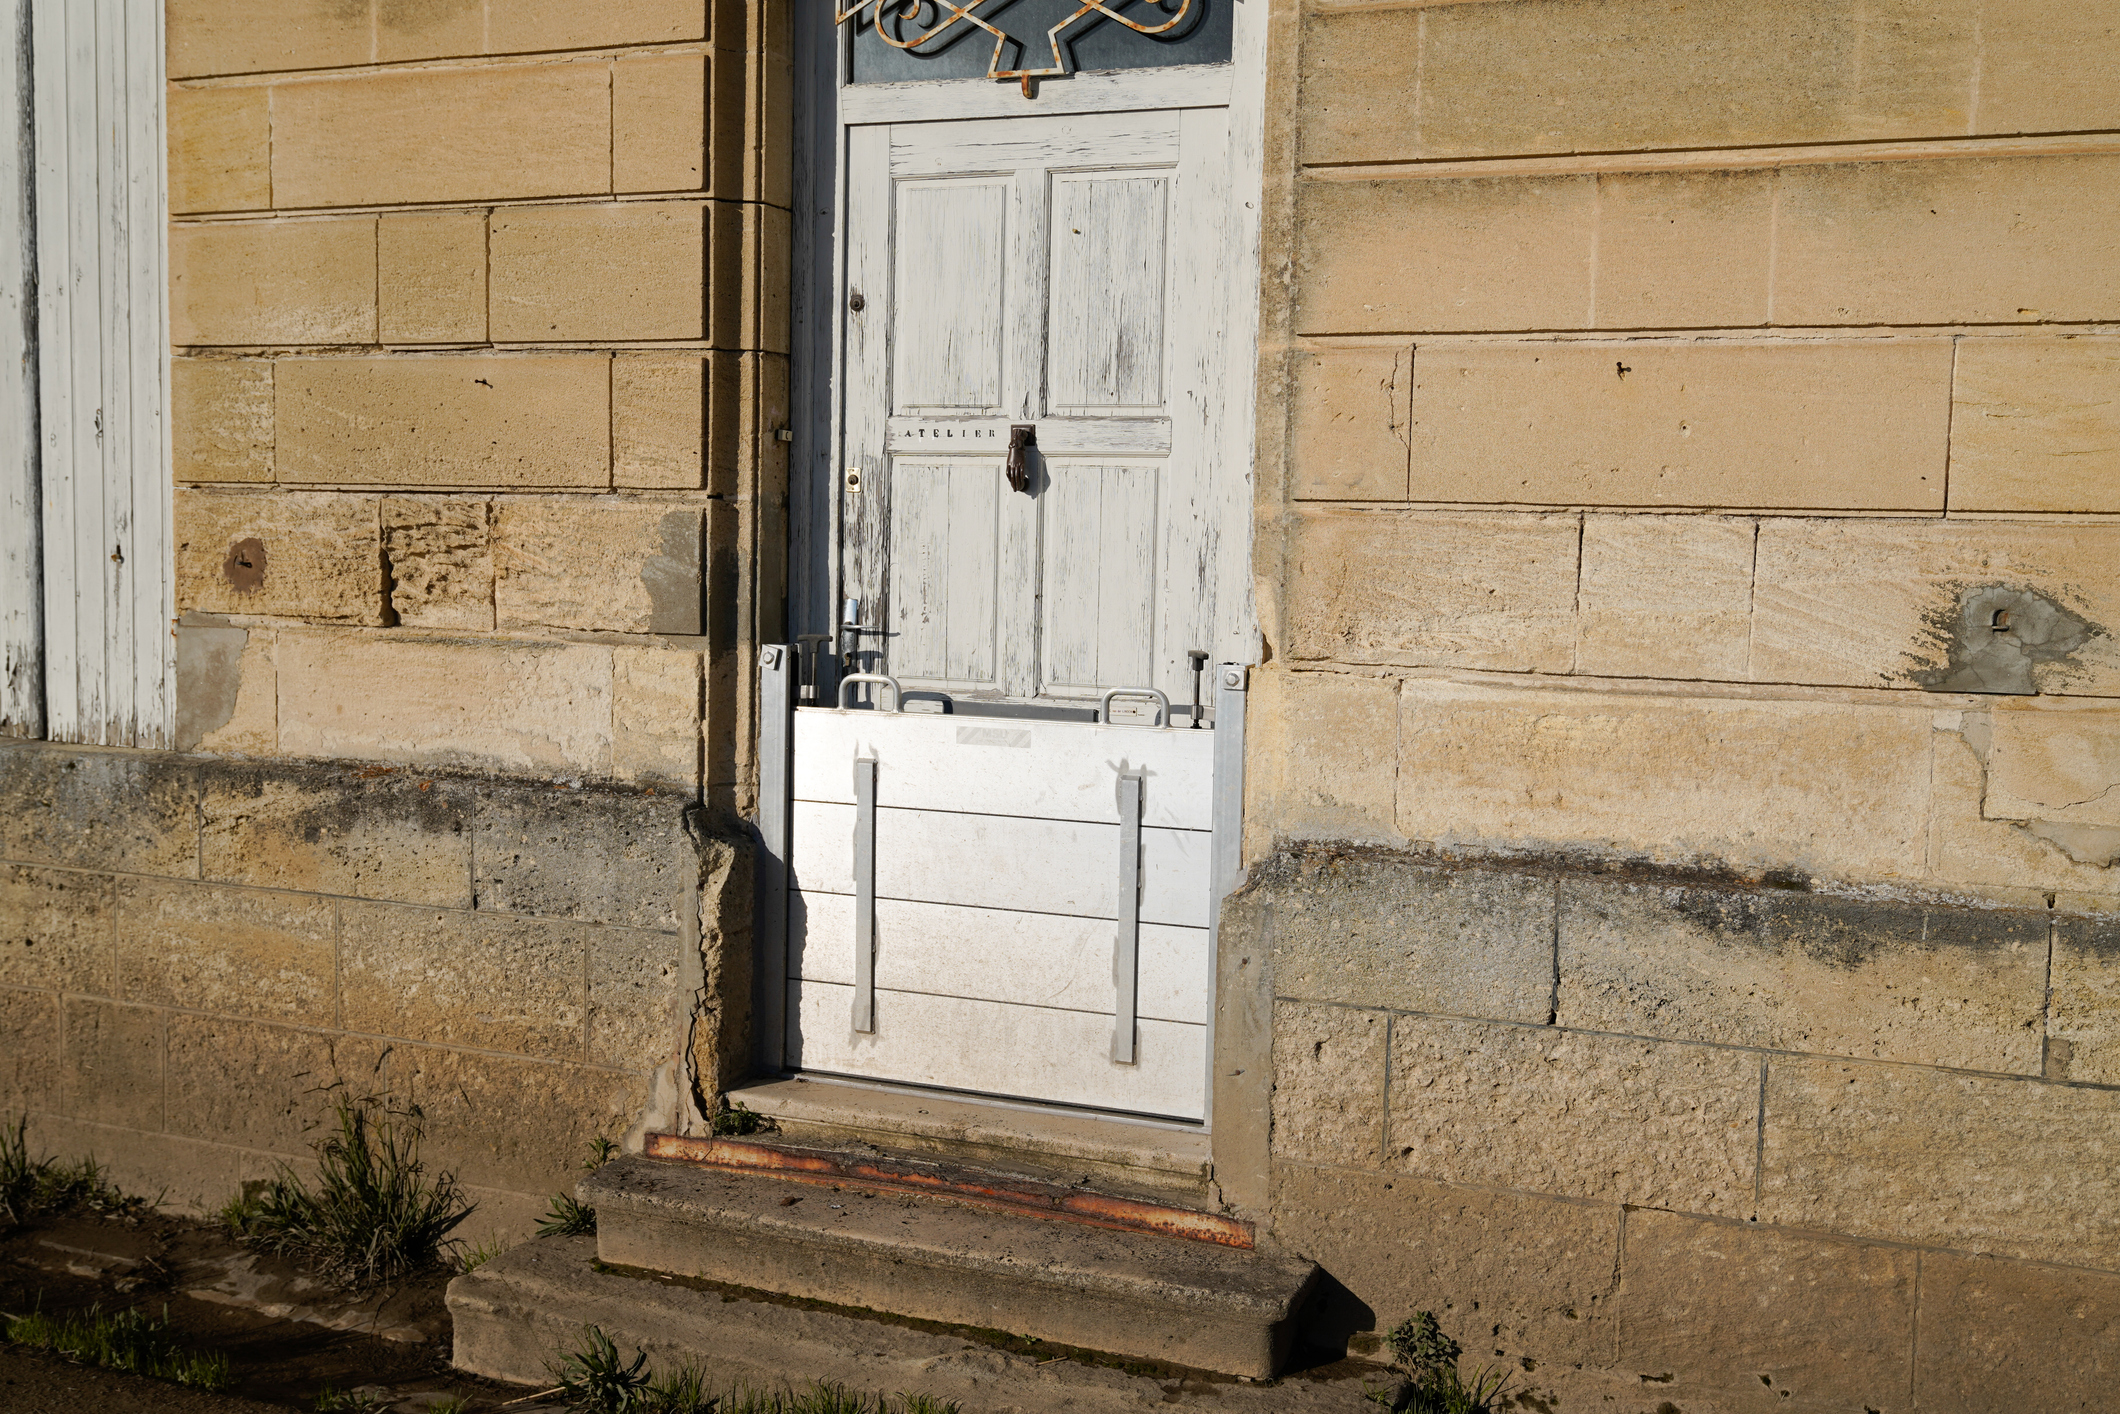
[
  {"x1": 1992, "y1": 609, "x2": 2012, "y2": 633},
  {"x1": 848, "y1": 290, "x2": 866, "y2": 313}
]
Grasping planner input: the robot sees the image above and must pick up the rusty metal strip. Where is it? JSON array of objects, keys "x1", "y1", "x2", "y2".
[{"x1": 645, "y1": 1134, "x2": 1253, "y2": 1249}]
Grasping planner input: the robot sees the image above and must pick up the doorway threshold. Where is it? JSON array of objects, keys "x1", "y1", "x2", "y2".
[{"x1": 724, "y1": 1074, "x2": 1213, "y2": 1201}]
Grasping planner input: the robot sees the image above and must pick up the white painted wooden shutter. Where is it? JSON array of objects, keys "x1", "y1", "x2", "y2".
[
  {"x1": 1, "y1": 0, "x2": 41, "y2": 738},
  {"x1": 24, "y1": 0, "x2": 173, "y2": 746}
]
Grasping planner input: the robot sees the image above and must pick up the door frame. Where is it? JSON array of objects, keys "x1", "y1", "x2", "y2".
[{"x1": 779, "y1": 1, "x2": 1269, "y2": 1135}]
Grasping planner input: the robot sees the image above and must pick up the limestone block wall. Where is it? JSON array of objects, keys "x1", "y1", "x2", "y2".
[
  {"x1": 165, "y1": 0, "x2": 792, "y2": 810},
  {"x1": 1246, "y1": 1, "x2": 2120, "y2": 1408},
  {"x1": 0, "y1": 739, "x2": 724, "y2": 1239}
]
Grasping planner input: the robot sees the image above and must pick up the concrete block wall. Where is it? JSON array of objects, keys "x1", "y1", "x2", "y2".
[
  {"x1": 0, "y1": 738, "x2": 723, "y2": 1240},
  {"x1": 165, "y1": 0, "x2": 793, "y2": 810},
  {"x1": 1248, "y1": 2, "x2": 2120, "y2": 1408}
]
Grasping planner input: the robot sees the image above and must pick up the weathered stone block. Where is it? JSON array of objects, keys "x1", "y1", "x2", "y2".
[
  {"x1": 489, "y1": 0, "x2": 708, "y2": 52},
  {"x1": 404, "y1": 1046, "x2": 648, "y2": 1193},
  {"x1": 382, "y1": 496, "x2": 495, "y2": 629},
  {"x1": 275, "y1": 355, "x2": 612, "y2": 488},
  {"x1": 1749, "y1": 517, "x2": 2120, "y2": 698},
  {"x1": 164, "y1": 1015, "x2": 397, "y2": 1155},
  {"x1": 167, "y1": 0, "x2": 371, "y2": 78},
  {"x1": 1386, "y1": 1016, "x2": 1760, "y2": 1217},
  {"x1": 1273, "y1": 1163, "x2": 1617, "y2": 1371},
  {"x1": 1269, "y1": 1001, "x2": 1386, "y2": 1170},
  {"x1": 172, "y1": 359, "x2": 274, "y2": 484},
  {"x1": 0, "y1": 988, "x2": 60, "y2": 1115},
  {"x1": 1575, "y1": 514, "x2": 1755, "y2": 681},
  {"x1": 1557, "y1": 880, "x2": 2048, "y2": 1073},
  {"x1": 1594, "y1": 169, "x2": 1774, "y2": 330},
  {"x1": 489, "y1": 203, "x2": 705, "y2": 343},
  {"x1": 175, "y1": 489, "x2": 384, "y2": 624},
  {"x1": 270, "y1": 63, "x2": 612, "y2": 208},
  {"x1": 1248, "y1": 670, "x2": 1400, "y2": 845},
  {"x1": 1615, "y1": 1210, "x2": 1915, "y2": 1409},
  {"x1": 1914, "y1": 1251, "x2": 2120, "y2": 1411},
  {"x1": 1928, "y1": 716, "x2": 2120, "y2": 899},
  {"x1": 275, "y1": 631, "x2": 619, "y2": 780},
  {"x1": 1950, "y1": 337, "x2": 2120, "y2": 515},
  {"x1": 614, "y1": 53, "x2": 707, "y2": 194},
  {"x1": 1396, "y1": 681, "x2": 1935, "y2": 886},
  {"x1": 1294, "y1": 174, "x2": 1594, "y2": 335},
  {"x1": 372, "y1": 0, "x2": 482, "y2": 63},
  {"x1": 1287, "y1": 348, "x2": 1410, "y2": 501},
  {"x1": 1776, "y1": 154, "x2": 2120, "y2": 326},
  {"x1": 26, "y1": 1116, "x2": 238, "y2": 1217},
  {"x1": 175, "y1": 624, "x2": 279, "y2": 756},
  {"x1": 170, "y1": 219, "x2": 378, "y2": 347},
  {"x1": 379, "y1": 211, "x2": 489, "y2": 345},
  {"x1": 0, "y1": 866, "x2": 115, "y2": 996},
  {"x1": 614, "y1": 355, "x2": 706, "y2": 490},
  {"x1": 2049, "y1": 914, "x2": 2120, "y2": 1086},
  {"x1": 0, "y1": 748, "x2": 201, "y2": 877},
  {"x1": 611, "y1": 647, "x2": 704, "y2": 790},
  {"x1": 116, "y1": 879, "x2": 335, "y2": 1026},
  {"x1": 61, "y1": 999, "x2": 162, "y2": 1130},
  {"x1": 471, "y1": 783, "x2": 691, "y2": 931},
  {"x1": 167, "y1": 86, "x2": 271, "y2": 214},
  {"x1": 339, "y1": 902, "x2": 587, "y2": 1061},
  {"x1": 493, "y1": 497, "x2": 704, "y2": 635},
  {"x1": 589, "y1": 926, "x2": 687, "y2": 1070},
  {"x1": 1261, "y1": 851, "x2": 1554, "y2": 1024},
  {"x1": 1979, "y1": 0, "x2": 2120, "y2": 136},
  {"x1": 1287, "y1": 509, "x2": 1579, "y2": 669},
  {"x1": 199, "y1": 760, "x2": 474, "y2": 908},
  {"x1": 1406, "y1": 342, "x2": 1952, "y2": 510},
  {"x1": 1986, "y1": 702, "x2": 2120, "y2": 830},
  {"x1": 1760, "y1": 1057, "x2": 2120, "y2": 1269}
]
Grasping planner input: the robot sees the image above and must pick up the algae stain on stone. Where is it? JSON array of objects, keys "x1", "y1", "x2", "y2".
[{"x1": 1912, "y1": 584, "x2": 2100, "y2": 696}]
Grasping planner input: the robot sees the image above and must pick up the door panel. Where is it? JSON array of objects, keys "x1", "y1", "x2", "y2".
[
  {"x1": 1041, "y1": 462, "x2": 1158, "y2": 692},
  {"x1": 891, "y1": 180, "x2": 1009, "y2": 411},
  {"x1": 885, "y1": 460, "x2": 1002, "y2": 687},
  {"x1": 1048, "y1": 173, "x2": 1170, "y2": 411}
]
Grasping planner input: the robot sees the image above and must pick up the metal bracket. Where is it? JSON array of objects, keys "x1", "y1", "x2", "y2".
[
  {"x1": 755, "y1": 646, "x2": 795, "y2": 1071},
  {"x1": 837, "y1": 672, "x2": 903, "y2": 711},
  {"x1": 853, "y1": 755, "x2": 878, "y2": 1034},
  {"x1": 1099, "y1": 686, "x2": 1171, "y2": 726},
  {"x1": 1112, "y1": 770, "x2": 1143, "y2": 1065}
]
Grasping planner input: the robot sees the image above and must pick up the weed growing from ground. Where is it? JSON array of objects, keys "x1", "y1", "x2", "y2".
[
  {"x1": 455, "y1": 1234, "x2": 509, "y2": 1273},
  {"x1": 0, "y1": 1116, "x2": 146, "y2": 1227},
  {"x1": 4, "y1": 1303, "x2": 232, "y2": 1390},
  {"x1": 1365, "y1": 1312, "x2": 1514, "y2": 1414},
  {"x1": 712, "y1": 1101, "x2": 766, "y2": 1137},
  {"x1": 223, "y1": 1093, "x2": 473, "y2": 1288},
  {"x1": 313, "y1": 1384, "x2": 394, "y2": 1412},
  {"x1": 537, "y1": 1137, "x2": 620, "y2": 1237},
  {"x1": 548, "y1": 1326, "x2": 961, "y2": 1413}
]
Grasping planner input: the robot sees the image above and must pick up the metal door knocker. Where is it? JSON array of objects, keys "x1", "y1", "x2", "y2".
[{"x1": 1006, "y1": 423, "x2": 1035, "y2": 493}]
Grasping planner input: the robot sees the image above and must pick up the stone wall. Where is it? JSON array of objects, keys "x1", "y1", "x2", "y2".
[
  {"x1": 0, "y1": 738, "x2": 739, "y2": 1241},
  {"x1": 1247, "y1": 1, "x2": 2120, "y2": 1408},
  {"x1": 165, "y1": 0, "x2": 790, "y2": 812}
]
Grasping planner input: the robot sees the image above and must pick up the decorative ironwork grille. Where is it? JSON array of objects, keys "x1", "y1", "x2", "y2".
[{"x1": 836, "y1": 0, "x2": 1209, "y2": 96}]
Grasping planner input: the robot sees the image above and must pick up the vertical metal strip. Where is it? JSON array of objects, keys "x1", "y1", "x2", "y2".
[
  {"x1": 1203, "y1": 664, "x2": 1249, "y2": 1127},
  {"x1": 0, "y1": 0, "x2": 44, "y2": 740},
  {"x1": 852, "y1": 755, "x2": 878, "y2": 1033},
  {"x1": 1112, "y1": 771, "x2": 1143, "y2": 1064},
  {"x1": 753, "y1": 645, "x2": 793, "y2": 1071}
]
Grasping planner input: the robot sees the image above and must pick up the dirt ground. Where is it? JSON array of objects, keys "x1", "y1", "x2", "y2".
[{"x1": 0, "y1": 1207, "x2": 541, "y2": 1412}]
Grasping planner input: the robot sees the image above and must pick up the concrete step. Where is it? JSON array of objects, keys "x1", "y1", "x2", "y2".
[
  {"x1": 726, "y1": 1075, "x2": 1215, "y2": 1201},
  {"x1": 581, "y1": 1153, "x2": 1319, "y2": 1378},
  {"x1": 448, "y1": 1234, "x2": 1376, "y2": 1412}
]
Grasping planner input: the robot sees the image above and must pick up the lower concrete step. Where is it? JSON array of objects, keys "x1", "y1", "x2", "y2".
[
  {"x1": 581, "y1": 1154, "x2": 1318, "y2": 1379},
  {"x1": 448, "y1": 1235, "x2": 1374, "y2": 1411}
]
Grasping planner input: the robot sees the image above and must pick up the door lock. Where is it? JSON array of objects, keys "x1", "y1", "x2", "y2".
[{"x1": 1006, "y1": 423, "x2": 1036, "y2": 494}]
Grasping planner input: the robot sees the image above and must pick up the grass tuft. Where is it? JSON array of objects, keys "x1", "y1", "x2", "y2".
[
  {"x1": 549, "y1": 1326, "x2": 961, "y2": 1413},
  {"x1": 537, "y1": 1138, "x2": 620, "y2": 1238},
  {"x1": 455, "y1": 1234, "x2": 509, "y2": 1274},
  {"x1": 223, "y1": 1092, "x2": 473, "y2": 1289},
  {"x1": 0, "y1": 1116, "x2": 145, "y2": 1227},
  {"x1": 1366, "y1": 1311, "x2": 1514, "y2": 1414},
  {"x1": 4, "y1": 1303, "x2": 232, "y2": 1390}
]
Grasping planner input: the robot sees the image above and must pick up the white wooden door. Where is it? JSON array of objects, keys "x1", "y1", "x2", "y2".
[{"x1": 840, "y1": 108, "x2": 1236, "y2": 707}]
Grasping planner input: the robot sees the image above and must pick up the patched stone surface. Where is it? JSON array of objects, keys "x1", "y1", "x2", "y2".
[
  {"x1": 1387, "y1": 1017, "x2": 1760, "y2": 1217},
  {"x1": 1914, "y1": 1252, "x2": 2120, "y2": 1409},
  {"x1": 1273, "y1": 1163, "x2": 1617, "y2": 1370},
  {"x1": 116, "y1": 879, "x2": 337, "y2": 1026},
  {"x1": 0, "y1": 866, "x2": 116, "y2": 996},
  {"x1": 1761, "y1": 1057, "x2": 2120, "y2": 1269},
  {"x1": 2050, "y1": 913, "x2": 2120, "y2": 1084},
  {"x1": 1615, "y1": 1209, "x2": 1915, "y2": 1407},
  {"x1": 1263, "y1": 852, "x2": 1554, "y2": 1023},
  {"x1": 493, "y1": 497, "x2": 705, "y2": 635},
  {"x1": 200, "y1": 760, "x2": 475, "y2": 908},
  {"x1": 472, "y1": 784, "x2": 692, "y2": 931},
  {"x1": 1269, "y1": 1001, "x2": 1386, "y2": 1169},
  {"x1": 340, "y1": 901, "x2": 588, "y2": 1061},
  {"x1": 1558, "y1": 880, "x2": 2048, "y2": 1073},
  {"x1": 0, "y1": 748, "x2": 201, "y2": 878}
]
